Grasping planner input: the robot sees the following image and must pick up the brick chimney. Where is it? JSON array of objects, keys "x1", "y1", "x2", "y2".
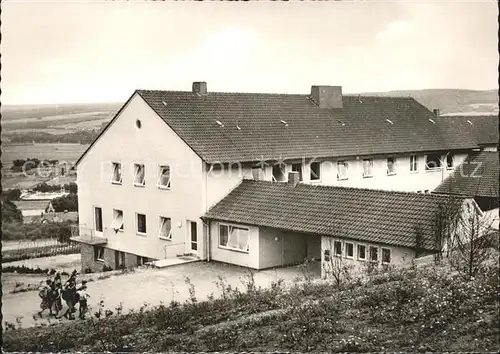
[
  {"x1": 433, "y1": 108, "x2": 440, "y2": 117},
  {"x1": 288, "y1": 171, "x2": 301, "y2": 187},
  {"x1": 310, "y1": 86, "x2": 343, "y2": 109},
  {"x1": 192, "y1": 82, "x2": 207, "y2": 95}
]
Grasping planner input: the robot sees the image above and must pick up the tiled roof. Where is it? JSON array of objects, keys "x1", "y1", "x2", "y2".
[
  {"x1": 438, "y1": 115, "x2": 499, "y2": 146},
  {"x1": 13, "y1": 200, "x2": 51, "y2": 211},
  {"x1": 203, "y1": 180, "x2": 468, "y2": 251},
  {"x1": 435, "y1": 151, "x2": 499, "y2": 198},
  {"x1": 136, "y1": 90, "x2": 479, "y2": 163}
]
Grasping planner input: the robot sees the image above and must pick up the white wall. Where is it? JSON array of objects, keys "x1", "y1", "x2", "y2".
[
  {"x1": 321, "y1": 236, "x2": 415, "y2": 279},
  {"x1": 298, "y1": 153, "x2": 468, "y2": 192},
  {"x1": 77, "y1": 93, "x2": 206, "y2": 260},
  {"x1": 209, "y1": 221, "x2": 259, "y2": 268}
]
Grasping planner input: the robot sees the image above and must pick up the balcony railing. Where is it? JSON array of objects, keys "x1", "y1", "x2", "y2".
[{"x1": 70, "y1": 225, "x2": 107, "y2": 245}]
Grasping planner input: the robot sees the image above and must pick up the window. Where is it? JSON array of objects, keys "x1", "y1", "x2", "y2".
[
  {"x1": 369, "y1": 246, "x2": 379, "y2": 262},
  {"x1": 362, "y1": 159, "x2": 373, "y2": 177},
  {"x1": 111, "y1": 209, "x2": 124, "y2": 231},
  {"x1": 252, "y1": 166, "x2": 265, "y2": 181},
  {"x1": 410, "y1": 155, "x2": 418, "y2": 172},
  {"x1": 157, "y1": 165, "x2": 171, "y2": 188},
  {"x1": 310, "y1": 162, "x2": 321, "y2": 181},
  {"x1": 345, "y1": 242, "x2": 354, "y2": 258},
  {"x1": 219, "y1": 224, "x2": 250, "y2": 252},
  {"x1": 357, "y1": 244, "x2": 366, "y2": 260},
  {"x1": 272, "y1": 164, "x2": 286, "y2": 182},
  {"x1": 337, "y1": 161, "x2": 348, "y2": 180},
  {"x1": 94, "y1": 207, "x2": 103, "y2": 232},
  {"x1": 382, "y1": 248, "x2": 391, "y2": 264},
  {"x1": 446, "y1": 154, "x2": 454, "y2": 169},
  {"x1": 333, "y1": 240, "x2": 342, "y2": 256},
  {"x1": 136, "y1": 213, "x2": 147, "y2": 235},
  {"x1": 324, "y1": 249, "x2": 331, "y2": 262},
  {"x1": 425, "y1": 154, "x2": 442, "y2": 170},
  {"x1": 387, "y1": 157, "x2": 397, "y2": 175},
  {"x1": 158, "y1": 216, "x2": 172, "y2": 240},
  {"x1": 291, "y1": 163, "x2": 303, "y2": 181},
  {"x1": 134, "y1": 164, "x2": 145, "y2": 186},
  {"x1": 111, "y1": 162, "x2": 122, "y2": 184},
  {"x1": 94, "y1": 246, "x2": 105, "y2": 262}
]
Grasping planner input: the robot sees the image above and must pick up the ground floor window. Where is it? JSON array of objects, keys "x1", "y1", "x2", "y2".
[
  {"x1": 333, "y1": 240, "x2": 342, "y2": 256},
  {"x1": 94, "y1": 246, "x2": 105, "y2": 262},
  {"x1": 219, "y1": 224, "x2": 250, "y2": 252},
  {"x1": 345, "y1": 242, "x2": 354, "y2": 258},
  {"x1": 382, "y1": 248, "x2": 391, "y2": 264},
  {"x1": 136, "y1": 213, "x2": 147, "y2": 235},
  {"x1": 357, "y1": 244, "x2": 366, "y2": 260},
  {"x1": 369, "y1": 246, "x2": 379, "y2": 262}
]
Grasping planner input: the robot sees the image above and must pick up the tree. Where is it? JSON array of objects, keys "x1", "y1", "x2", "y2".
[
  {"x1": 1, "y1": 188, "x2": 22, "y2": 201},
  {"x1": 64, "y1": 183, "x2": 78, "y2": 194},
  {"x1": 51, "y1": 194, "x2": 78, "y2": 212},
  {"x1": 432, "y1": 197, "x2": 463, "y2": 263},
  {"x1": 448, "y1": 202, "x2": 498, "y2": 280},
  {"x1": 322, "y1": 237, "x2": 355, "y2": 285},
  {"x1": 2, "y1": 201, "x2": 23, "y2": 223},
  {"x1": 33, "y1": 182, "x2": 61, "y2": 193}
]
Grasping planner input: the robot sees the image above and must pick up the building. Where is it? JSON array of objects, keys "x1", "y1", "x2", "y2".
[
  {"x1": 72, "y1": 82, "x2": 495, "y2": 271},
  {"x1": 202, "y1": 172, "x2": 472, "y2": 277},
  {"x1": 13, "y1": 200, "x2": 55, "y2": 223},
  {"x1": 435, "y1": 150, "x2": 499, "y2": 230}
]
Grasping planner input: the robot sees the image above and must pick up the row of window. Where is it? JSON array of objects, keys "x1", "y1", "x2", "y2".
[
  {"x1": 93, "y1": 207, "x2": 173, "y2": 239},
  {"x1": 93, "y1": 246, "x2": 150, "y2": 265},
  {"x1": 324, "y1": 240, "x2": 392, "y2": 264},
  {"x1": 266, "y1": 154, "x2": 454, "y2": 182},
  {"x1": 111, "y1": 162, "x2": 171, "y2": 188}
]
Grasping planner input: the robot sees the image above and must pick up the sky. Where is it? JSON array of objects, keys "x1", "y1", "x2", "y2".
[{"x1": 2, "y1": 0, "x2": 498, "y2": 105}]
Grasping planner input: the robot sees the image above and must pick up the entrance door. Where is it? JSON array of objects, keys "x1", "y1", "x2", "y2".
[{"x1": 188, "y1": 221, "x2": 198, "y2": 253}]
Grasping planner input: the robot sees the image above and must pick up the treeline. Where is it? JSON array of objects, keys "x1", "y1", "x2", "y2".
[
  {"x1": 12, "y1": 158, "x2": 60, "y2": 172},
  {"x1": 6, "y1": 130, "x2": 99, "y2": 144}
]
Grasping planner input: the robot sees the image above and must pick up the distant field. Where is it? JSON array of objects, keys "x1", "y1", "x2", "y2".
[
  {"x1": 1, "y1": 102, "x2": 120, "y2": 121},
  {"x1": 1, "y1": 143, "x2": 89, "y2": 167}
]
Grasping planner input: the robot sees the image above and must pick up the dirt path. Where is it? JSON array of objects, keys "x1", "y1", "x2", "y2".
[{"x1": 2, "y1": 262, "x2": 308, "y2": 329}]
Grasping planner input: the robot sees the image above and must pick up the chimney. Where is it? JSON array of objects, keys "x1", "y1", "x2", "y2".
[
  {"x1": 310, "y1": 85, "x2": 343, "y2": 109},
  {"x1": 433, "y1": 108, "x2": 440, "y2": 117},
  {"x1": 288, "y1": 171, "x2": 301, "y2": 187},
  {"x1": 192, "y1": 82, "x2": 207, "y2": 95}
]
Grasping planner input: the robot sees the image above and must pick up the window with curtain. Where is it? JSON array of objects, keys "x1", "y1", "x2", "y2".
[{"x1": 219, "y1": 224, "x2": 249, "y2": 252}]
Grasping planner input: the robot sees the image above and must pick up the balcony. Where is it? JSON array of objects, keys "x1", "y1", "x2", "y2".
[{"x1": 70, "y1": 225, "x2": 108, "y2": 245}]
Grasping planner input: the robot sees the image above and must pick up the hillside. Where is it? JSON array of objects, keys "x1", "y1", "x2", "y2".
[
  {"x1": 357, "y1": 89, "x2": 498, "y2": 116},
  {"x1": 3, "y1": 264, "x2": 499, "y2": 352}
]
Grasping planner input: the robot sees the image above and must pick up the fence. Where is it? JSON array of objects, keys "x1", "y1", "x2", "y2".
[{"x1": 1, "y1": 238, "x2": 80, "y2": 263}]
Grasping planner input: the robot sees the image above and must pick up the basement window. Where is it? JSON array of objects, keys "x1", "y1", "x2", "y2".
[
  {"x1": 134, "y1": 164, "x2": 146, "y2": 186},
  {"x1": 157, "y1": 165, "x2": 171, "y2": 189},
  {"x1": 111, "y1": 209, "x2": 124, "y2": 232},
  {"x1": 219, "y1": 224, "x2": 249, "y2": 253},
  {"x1": 111, "y1": 162, "x2": 122, "y2": 184},
  {"x1": 158, "y1": 216, "x2": 172, "y2": 240},
  {"x1": 94, "y1": 246, "x2": 105, "y2": 262},
  {"x1": 362, "y1": 159, "x2": 373, "y2": 178},
  {"x1": 382, "y1": 248, "x2": 391, "y2": 264},
  {"x1": 357, "y1": 244, "x2": 366, "y2": 261},
  {"x1": 272, "y1": 164, "x2": 286, "y2": 182},
  {"x1": 291, "y1": 163, "x2": 303, "y2": 181},
  {"x1": 425, "y1": 154, "x2": 442, "y2": 171},
  {"x1": 345, "y1": 242, "x2": 354, "y2": 259},
  {"x1": 136, "y1": 213, "x2": 147, "y2": 235},
  {"x1": 337, "y1": 161, "x2": 348, "y2": 180},
  {"x1": 310, "y1": 162, "x2": 321, "y2": 181}
]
